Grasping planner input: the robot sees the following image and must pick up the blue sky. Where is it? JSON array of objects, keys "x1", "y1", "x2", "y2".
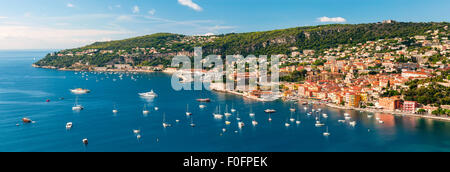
[{"x1": 0, "y1": 0, "x2": 448, "y2": 50}]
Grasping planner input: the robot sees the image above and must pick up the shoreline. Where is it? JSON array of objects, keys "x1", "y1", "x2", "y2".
[
  {"x1": 33, "y1": 65, "x2": 450, "y2": 122},
  {"x1": 321, "y1": 99, "x2": 450, "y2": 122},
  {"x1": 32, "y1": 64, "x2": 160, "y2": 73}
]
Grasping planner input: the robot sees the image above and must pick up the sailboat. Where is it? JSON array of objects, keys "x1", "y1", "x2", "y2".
[
  {"x1": 289, "y1": 111, "x2": 295, "y2": 122},
  {"x1": 190, "y1": 117, "x2": 196, "y2": 127},
  {"x1": 249, "y1": 106, "x2": 255, "y2": 117},
  {"x1": 230, "y1": 103, "x2": 236, "y2": 113},
  {"x1": 186, "y1": 104, "x2": 192, "y2": 116},
  {"x1": 290, "y1": 103, "x2": 296, "y2": 112},
  {"x1": 143, "y1": 105, "x2": 149, "y2": 115},
  {"x1": 323, "y1": 127, "x2": 331, "y2": 136},
  {"x1": 112, "y1": 105, "x2": 118, "y2": 114},
  {"x1": 213, "y1": 106, "x2": 224, "y2": 119},
  {"x1": 162, "y1": 113, "x2": 171, "y2": 128},
  {"x1": 296, "y1": 113, "x2": 301, "y2": 125},
  {"x1": 236, "y1": 112, "x2": 241, "y2": 121},
  {"x1": 224, "y1": 105, "x2": 232, "y2": 117},
  {"x1": 72, "y1": 97, "x2": 84, "y2": 111}
]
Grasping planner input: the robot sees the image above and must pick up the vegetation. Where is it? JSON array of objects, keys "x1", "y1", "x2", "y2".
[{"x1": 35, "y1": 22, "x2": 449, "y2": 69}]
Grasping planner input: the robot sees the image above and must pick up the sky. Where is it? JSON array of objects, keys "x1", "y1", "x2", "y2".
[{"x1": 0, "y1": 0, "x2": 449, "y2": 50}]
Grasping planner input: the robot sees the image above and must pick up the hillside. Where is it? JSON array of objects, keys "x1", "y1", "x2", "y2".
[{"x1": 34, "y1": 21, "x2": 448, "y2": 68}]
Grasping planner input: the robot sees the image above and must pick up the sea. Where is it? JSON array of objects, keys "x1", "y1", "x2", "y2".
[{"x1": 0, "y1": 50, "x2": 449, "y2": 152}]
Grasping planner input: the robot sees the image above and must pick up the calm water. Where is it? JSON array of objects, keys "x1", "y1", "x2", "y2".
[{"x1": 0, "y1": 50, "x2": 449, "y2": 152}]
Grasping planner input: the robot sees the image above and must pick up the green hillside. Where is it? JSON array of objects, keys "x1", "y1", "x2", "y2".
[{"x1": 35, "y1": 21, "x2": 448, "y2": 68}]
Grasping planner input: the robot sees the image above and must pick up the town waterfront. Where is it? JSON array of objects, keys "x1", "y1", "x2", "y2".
[{"x1": 1, "y1": 51, "x2": 449, "y2": 152}]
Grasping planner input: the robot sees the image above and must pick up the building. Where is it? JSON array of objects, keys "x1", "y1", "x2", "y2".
[
  {"x1": 403, "y1": 101, "x2": 418, "y2": 113},
  {"x1": 345, "y1": 93, "x2": 361, "y2": 108},
  {"x1": 378, "y1": 96, "x2": 402, "y2": 111}
]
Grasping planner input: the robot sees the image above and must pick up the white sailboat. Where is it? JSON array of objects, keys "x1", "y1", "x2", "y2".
[
  {"x1": 143, "y1": 105, "x2": 150, "y2": 115},
  {"x1": 213, "y1": 106, "x2": 223, "y2": 119},
  {"x1": 323, "y1": 127, "x2": 331, "y2": 136},
  {"x1": 162, "y1": 113, "x2": 171, "y2": 128},
  {"x1": 186, "y1": 104, "x2": 192, "y2": 116},
  {"x1": 224, "y1": 105, "x2": 232, "y2": 117},
  {"x1": 190, "y1": 117, "x2": 196, "y2": 127},
  {"x1": 72, "y1": 97, "x2": 84, "y2": 111},
  {"x1": 112, "y1": 105, "x2": 118, "y2": 114},
  {"x1": 289, "y1": 111, "x2": 295, "y2": 122},
  {"x1": 230, "y1": 104, "x2": 236, "y2": 113}
]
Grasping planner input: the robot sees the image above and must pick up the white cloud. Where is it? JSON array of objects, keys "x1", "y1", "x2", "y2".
[
  {"x1": 178, "y1": 0, "x2": 203, "y2": 12},
  {"x1": 317, "y1": 16, "x2": 346, "y2": 23},
  {"x1": 67, "y1": 3, "x2": 75, "y2": 8},
  {"x1": 133, "y1": 5, "x2": 140, "y2": 13},
  {"x1": 148, "y1": 9, "x2": 156, "y2": 15},
  {"x1": 0, "y1": 16, "x2": 8, "y2": 19}
]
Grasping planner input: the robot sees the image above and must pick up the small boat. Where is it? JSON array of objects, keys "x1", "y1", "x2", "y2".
[
  {"x1": 82, "y1": 138, "x2": 88, "y2": 145},
  {"x1": 344, "y1": 113, "x2": 350, "y2": 117},
  {"x1": 268, "y1": 117, "x2": 272, "y2": 122},
  {"x1": 143, "y1": 105, "x2": 150, "y2": 115},
  {"x1": 322, "y1": 114, "x2": 328, "y2": 118},
  {"x1": 196, "y1": 98, "x2": 211, "y2": 102},
  {"x1": 249, "y1": 113, "x2": 255, "y2": 117},
  {"x1": 133, "y1": 130, "x2": 140, "y2": 134},
  {"x1": 66, "y1": 122, "x2": 73, "y2": 129},
  {"x1": 224, "y1": 105, "x2": 232, "y2": 117},
  {"x1": 344, "y1": 116, "x2": 351, "y2": 120},
  {"x1": 162, "y1": 113, "x2": 171, "y2": 128},
  {"x1": 264, "y1": 109, "x2": 276, "y2": 113},
  {"x1": 301, "y1": 102, "x2": 308, "y2": 105},
  {"x1": 225, "y1": 121, "x2": 231, "y2": 125},
  {"x1": 186, "y1": 104, "x2": 192, "y2": 116},
  {"x1": 296, "y1": 120, "x2": 301, "y2": 125},
  {"x1": 252, "y1": 120, "x2": 258, "y2": 126},
  {"x1": 230, "y1": 104, "x2": 236, "y2": 112},
  {"x1": 136, "y1": 135, "x2": 141, "y2": 139},
  {"x1": 176, "y1": 120, "x2": 180, "y2": 123},
  {"x1": 349, "y1": 121, "x2": 357, "y2": 127},
  {"x1": 154, "y1": 107, "x2": 159, "y2": 111},
  {"x1": 307, "y1": 113, "x2": 312, "y2": 116},
  {"x1": 222, "y1": 128, "x2": 227, "y2": 132},
  {"x1": 303, "y1": 107, "x2": 308, "y2": 110},
  {"x1": 72, "y1": 105, "x2": 84, "y2": 111},
  {"x1": 213, "y1": 106, "x2": 223, "y2": 119},
  {"x1": 338, "y1": 120, "x2": 346, "y2": 123},
  {"x1": 139, "y1": 90, "x2": 157, "y2": 98},
  {"x1": 46, "y1": 99, "x2": 51, "y2": 103},
  {"x1": 71, "y1": 88, "x2": 90, "y2": 94},
  {"x1": 190, "y1": 117, "x2": 196, "y2": 127},
  {"x1": 323, "y1": 127, "x2": 331, "y2": 136},
  {"x1": 285, "y1": 123, "x2": 291, "y2": 127},
  {"x1": 367, "y1": 115, "x2": 373, "y2": 118},
  {"x1": 378, "y1": 120, "x2": 384, "y2": 124},
  {"x1": 238, "y1": 121, "x2": 245, "y2": 128},
  {"x1": 72, "y1": 97, "x2": 83, "y2": 111},
  {"x1": 290, "y1": 108, "x2": 296, "y2": 112},
  {"x1": 199, "y1": 105, "x2": 206, "y2": 109},
  {"x1": 290, "y1": 118, "x2": 295, "y2": 122},
  {"x1": 112, "y1": 109, "x2": 118, "y2": 113},
  {"x1": 213, "y1": 114, "x2": 224, "y2": 119},
  {"x1": 22, "y1": 118, "x2": 32, "y2": 123},
  {"x1": 315, "y1": 121, "x2": 325, "y2": 127}
]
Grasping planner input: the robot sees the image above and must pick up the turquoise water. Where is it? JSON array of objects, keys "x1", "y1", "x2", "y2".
[{"x1": 0, "y1": 50, "x2": 449, "y2": 152}]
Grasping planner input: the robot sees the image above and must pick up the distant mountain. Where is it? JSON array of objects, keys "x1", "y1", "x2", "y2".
[{"x1": 35, "y1": 21, "x2": 448, "y2": 69}]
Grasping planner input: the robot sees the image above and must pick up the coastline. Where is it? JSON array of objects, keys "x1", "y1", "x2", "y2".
[
  {"x1": 324, "y1": 100, "x2": 450, "y2": 122},
  {"x1": 32, "y1": 65, "x2": 450, "y2": 122},
  {"x1": 32, "y1": 64, "x2": 158, "y2": 73}
]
